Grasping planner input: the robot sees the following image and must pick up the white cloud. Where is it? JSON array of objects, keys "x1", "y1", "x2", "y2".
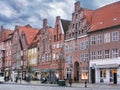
[{"x1": 0, "y1": 0, "x2": 120, "y2": 30}]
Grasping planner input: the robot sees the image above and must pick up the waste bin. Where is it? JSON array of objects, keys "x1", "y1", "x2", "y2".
[{"x1": 58, "y1": 80, "x2": 66, "y2": 86}]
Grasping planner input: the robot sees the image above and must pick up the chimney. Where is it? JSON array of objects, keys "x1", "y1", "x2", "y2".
[
  {"x1": 75, "y1": 1, "x2": 80, "y2": 12},
  {"x1": 0, "y1": 25, "x2": 4, "y2": 30},
  {"x1": 43, "y1": 19, "x2": 47, "y2": 28},
  {"x1": 56, "y1": 16, "x2": 60, "y2": 21}
]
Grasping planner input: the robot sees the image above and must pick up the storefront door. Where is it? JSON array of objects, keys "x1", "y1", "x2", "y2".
[{"x1": 113, "y1": 69, "x2": 117, "y2": 84}]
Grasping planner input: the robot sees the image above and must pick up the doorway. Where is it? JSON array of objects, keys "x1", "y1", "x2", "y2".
[
  {"x1": 113, "y1": 69, "x2": 117, "y2": 84},
  {"x1": 91, "y1": 67, "x2": 95, "y2": 83},
  {"x1": 74, "y1": 62, "x2": 79, "y2": 82}
]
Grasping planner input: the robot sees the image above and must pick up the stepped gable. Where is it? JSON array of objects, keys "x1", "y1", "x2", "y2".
[{"x1": 89, "y1": 1, "x2": 120, "y2": 32}]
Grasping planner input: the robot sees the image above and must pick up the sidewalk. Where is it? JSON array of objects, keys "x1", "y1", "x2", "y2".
[{"x1": 4, "y1": 80, "x2": 120, "y2": 89}]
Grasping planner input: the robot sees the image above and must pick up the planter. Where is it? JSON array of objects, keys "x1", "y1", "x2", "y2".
[{"x1": 58, "y1": 80, "x2": 66, "y2": 86}]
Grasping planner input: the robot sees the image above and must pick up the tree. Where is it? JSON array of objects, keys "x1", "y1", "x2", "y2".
[{"x1": 57, "y1": 47, "x2": 65, "y2": 80}]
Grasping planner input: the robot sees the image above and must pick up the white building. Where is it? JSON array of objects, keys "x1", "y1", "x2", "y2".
[{"x1": 90, "y1": 58, "x2": 120, "y2": 84}]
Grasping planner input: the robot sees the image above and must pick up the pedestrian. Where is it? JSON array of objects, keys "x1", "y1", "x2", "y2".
[
  {"x1": 69, "y1": 78, "x2": 72, "y2": 87},
  {"x1": 15, "y1": 76, "x2": 18, "y2": 83}
]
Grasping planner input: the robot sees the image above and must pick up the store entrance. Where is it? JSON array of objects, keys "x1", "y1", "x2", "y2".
[{"x1": 113, "y1": 69, "x2": 117, "y2": 84}]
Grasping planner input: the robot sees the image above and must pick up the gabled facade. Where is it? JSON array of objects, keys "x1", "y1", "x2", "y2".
[
  {"x1": 37, "y1": 19, "x2": 54, "y2": 81},
  {"x1": 52, "y1": 16, "x2": 70, "y2": 80},
  {"x1": 11, "y1": 25, "x2": 39, "y2": 81},
  {"x1": 28, "y1": 30, "x2": 40, "y2": 80},
  {"x1": 0, "y1": 26, "x2": 13, "y2": 81},
  {"x1": 65, "y1": 1, "x2": 92, "y2": 83}
]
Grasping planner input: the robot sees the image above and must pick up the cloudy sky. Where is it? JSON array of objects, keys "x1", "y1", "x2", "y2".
[{"x1": 0, "y1": 0, "x2": 120, "y2": 30}]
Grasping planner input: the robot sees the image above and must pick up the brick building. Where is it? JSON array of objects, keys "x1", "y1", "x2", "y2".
[
  {"x1": 52, "y1": 16, "x2": 70, "y2": 80},
  {"x1": 0, "y1": 26, "x2": 13, "y2": 81},
  {"x1": 89, "y1": 1, "x2": 120, "y2": 84},
  {"x1": 65, "y1": 1, "x2": 92, "y2": 83},
  {"x1": 11, "y1": 25, "x2": 39, "y2": 81},
  {"x1": 37, "y1": 19, "x2": 54, "y2": 82}
]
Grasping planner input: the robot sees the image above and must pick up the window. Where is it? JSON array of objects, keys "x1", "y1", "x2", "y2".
[
  {"x1": 69, "y1": 56, "x2": 72, "y2": 64},
  {"x1": 104, "y1": 33, "x2": 110, "y2": 43},
  {"x1": 80, "y1": 54, "x2": 84, "y2": 62},
  {"x1": 54, "y1": 35, "x2": 56, "y2": 42},
  {"x1": 112, "y1": 49, "x2": 119, "y2": 58},
  {"x1": 65, "y1": 56, "x2": 68, "y2": 63},
  {"x1": 91, "y1": 36, "x2": 96, "y2": 45},
  {"x1": 80, "y1": 53, "x2": 89, "y2": 62},
  {"x1": 69, "y1": 44, "x2": 72, "y2": 52},
  {"x1": 97, "y1": 34, "x2": 102, "y2": 44},
  {"x1": 100, "y1": 69, "x2": 106, "y2": 78},
  {"x1": 80, "y1": 41, "x2": 88, "y2": 50},
  {"x1": 91, "y1": 51, "x2": 96, "y2": 60},
  {"x1": 75, "y1": 42, "x2": 77, "y2": 51},
  {"x1": 48, "y1": 54, "x2": 51, "y2": 61},
  {"x1": 42, "y1": 55, "x2": 44, "y2": 62},
  {"x1": 46, "y1": 53, "x2": 49, "y2": 61},
  {"x1": 105, "y1": 50, "x2": 110, "y2": 59},
  {"x1": 65, "y1": 45, "x2": 69, "y2": 52},
  {"x1": 53, "y1": 53, "x2": 55, "y2": 60},
  {"x1": 98, "y1": 51, "x2": 102, "y2": 59},
  {"x1": 59, "y1": 34, "x2": 62, "y2": 40},
  {"x1": 81, "y1": 67, "x2": 88, "y2": 79},
  {"x1": 112, "y1": 31, "x2": 119, "y2": 41}
]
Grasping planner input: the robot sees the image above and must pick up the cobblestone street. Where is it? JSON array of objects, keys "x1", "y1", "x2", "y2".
[{"x1": 1, "y1": 80, "x2": 120, "y2": 90}]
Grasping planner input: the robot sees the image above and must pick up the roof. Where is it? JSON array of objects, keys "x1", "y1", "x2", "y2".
[
  {"x1": 84, "y1": 8, "x2": 93, "y2": 24},
  {"x1": 28, "y1": 30, "x2": 41, "y2": 49},
  {"x1": 61, "y1": 19, "x2": 71, "y2": 34},
  {"x1": 0, "y1": 29, "x2": 13, "y2": 42},
  {"x1": 17, "y1": 25, "x2": 39, "y2": 45},
  {"x1": 89, "y1": 1, "x2": 120, "y2": 32}
]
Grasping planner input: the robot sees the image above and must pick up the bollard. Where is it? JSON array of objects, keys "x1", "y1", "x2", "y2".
[{"x1": 85, "y1": 81, "x2": 87, "y2": 88}]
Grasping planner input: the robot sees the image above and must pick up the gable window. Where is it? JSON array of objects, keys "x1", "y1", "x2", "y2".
[
  {"x1": 65, "y1": 45, "x2": 69, "y2": 52},
  {"x1": 105, "y1": 50, "x2": 110, "y2": 59},
  {"x1": 69, "y1": 56, "x2": 72, "y2": 64},
  {"x1": 59, "y1": 34, "x2": 62, "y2": 40},
  {"x1": 112, "y1": 49, "x2": 119, "y2": 58},
  {"x1": 69, "y1": 44, "x2": 72, "y2": 52},
  {"x1": 54, "y1": 35, "x2": 56, "y2": 42},
  {"x1": 104, "y1": 33, "x2": 110, "y2": 43},
  {"x1": 74, "y1": 42, "x2": 77, "y2": 51},
  {"x1": 112, "y1": 31, "x2": 119, "y2": 41}
]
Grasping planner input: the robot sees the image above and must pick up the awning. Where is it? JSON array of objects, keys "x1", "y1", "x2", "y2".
[
  {"x1": 96, "y1": 64, "x2": 120, "y2": 69},
  {"x1": 40, "y1": 68, "x2": 56, "y2": 73}
]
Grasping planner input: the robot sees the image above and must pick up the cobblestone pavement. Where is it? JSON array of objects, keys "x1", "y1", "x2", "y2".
[{"x1": 2, "y1": 80, "x2": 120, "y2": 90}]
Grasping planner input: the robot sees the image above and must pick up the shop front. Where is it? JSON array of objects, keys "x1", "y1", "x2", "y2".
[
  {"x1": 90, "y1": 59, "x2": 120, "y2": 84},
  {"x1": 40, "y1": 69, "x2": 56, "y2": 84}
]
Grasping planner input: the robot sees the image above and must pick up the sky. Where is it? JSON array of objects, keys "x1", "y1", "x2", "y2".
[{"x1": 0, "y1": 0, "x2": 120, "y2": 30}]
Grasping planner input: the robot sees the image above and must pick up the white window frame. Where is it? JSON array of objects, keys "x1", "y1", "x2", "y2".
[
  {"x1": 112, "y1": 49, "x2": 119, "y2": 58},
  {"x1": 104, "y1": 33, "x2": 110, "y2": 43},
  {"x1": 112, "y1": 31, "x2": 119, "y2": 41},
  {"x1": 98, "y1": 51, "x2": 102, "y2": 59},
  {"x1": 91, "y1": 51, "x2": 96, "y2": 60},
  {"x1": 97, "y1": 34, "x2": 102, "y2": 44},
  {"x1": 105, "y1": 50, "x2": 110, "y2": 59},
  {"x1": 91, "y1": 36, "x2": 96, "y2": 45}
]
